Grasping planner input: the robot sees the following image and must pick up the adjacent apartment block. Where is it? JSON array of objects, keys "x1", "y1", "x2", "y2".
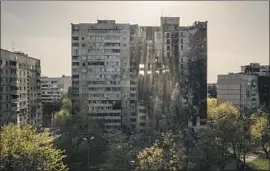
[
  {"x1": 0, "y1": 49, "x2": 42, "y2": 125},
  {"x1": 41, "y1": 75, "x2": 71, "y2": 104},
  {"x1": 217, "y1": 73, "x2": 260, "y2": 114}
]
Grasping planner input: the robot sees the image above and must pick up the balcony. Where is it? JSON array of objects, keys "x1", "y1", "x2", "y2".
[
  {"x1": 11, "y1": 106, "x2": 17, "y2": 111},
  {"x1": 10, "y1": 90, "x2": 18, "y2": 95},
  {"x1": 11, "y1": 96, "x2": 19, "y2": 102}
]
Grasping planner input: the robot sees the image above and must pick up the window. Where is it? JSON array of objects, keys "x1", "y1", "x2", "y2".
[
  {"x1": 139, "y1": 123, "x2": 146, "y2": 126},
  {"x1": 72, "y1": 43, "x2": 79, "y2": 47},
  {"x1": 82, "y1": 44, "x2": 85, "y2": 47},
  {"x1": 72, "y1": 56, "x2": 79, "y2": 60},
  {"x1": 72, "y1": 37, "x2": 79, "y2": 40},
  {"x1": 180, "y1": 32, "x2": 183, "y2": 37},
  {"x1": 82, "y1": 37, "x2": 84, "y2": 40},
  {"x1": 130, "y1": 118, "x2": 136, "y2": 122},
  {"x1": 180, "y1": 38, "x2": 183, "y2": 44},
  {"x1": 72, "y1": 75, "x2": 79, "y2": 79},
  {"x1": 181, "y1": 45, "x2": 183, "y2": 50},
  {"x1": 166, "y1": 39, "x2": 170, "y2": 44},
  {"x1": 140, "y1": 116, "x2": 146, "y2": 120},
  {"x1": 112, "y1": 49, "x2": 120, "y2": 53},
  {"x1": 181, "y1": 58, "x2": 183, "y2": 63},
  {"x1": 72, "y1": 62, "x2": 79, "y2": 66},
  {"x1": 167, "y1": 52, "x2": 170, "y2": 58},
  {"x1": 181, "y1": 64, "x2": 184, "y2": 69},
  {"x1": 166, "y1": 46, "x2": 170, "y2": 51}
]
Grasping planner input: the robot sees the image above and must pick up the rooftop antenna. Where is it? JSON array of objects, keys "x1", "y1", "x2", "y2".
[{"x1": 12, "y1": 42, "x2": 15, "y2": 52}]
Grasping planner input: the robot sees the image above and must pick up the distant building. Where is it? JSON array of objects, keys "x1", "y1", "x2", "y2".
[
  {"x1": 217, "y1": 73, "x2": 260, "y2": 114},
  {"x1": 0, "y1": 49, "x2": 42, "y2": 125},
  {"x1": 41, "y1": 75, "x2": 71, "y2": 105},
  {"x1": 207, "y1": 83, "x2": 217, "y2": 98},
  {"x1": 40, "y1": 75, "x2": 71, "y2": 126},
  {"x1": 241, "y1": 63, "x2": 270, "y2": 112},
  {"x1": 241, "y1": 63, "x2": 270, "y2": 76}
]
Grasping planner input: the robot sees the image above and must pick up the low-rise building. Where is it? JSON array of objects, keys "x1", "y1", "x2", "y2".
[{"x1": 217, "y1": 73, "x2": 260, "y2": 114}]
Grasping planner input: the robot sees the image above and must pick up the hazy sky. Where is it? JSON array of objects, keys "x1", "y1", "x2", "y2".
[{"x1": 1, "y1": 1, "x2": 269, "y2": 83}]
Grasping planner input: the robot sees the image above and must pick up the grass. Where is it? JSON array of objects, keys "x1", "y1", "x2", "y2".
[{"x1": 247, "y1": 158, "x2": 270, "y2": 171}]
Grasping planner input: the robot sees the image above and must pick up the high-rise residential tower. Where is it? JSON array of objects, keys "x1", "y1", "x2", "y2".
[{"x1": 71, "y1": 20, "x2": 138, "y2": 130}]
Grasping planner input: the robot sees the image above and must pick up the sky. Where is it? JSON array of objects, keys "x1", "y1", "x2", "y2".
[{"x1": 1, "y1": 1, "x2": 269, "y2": 83}]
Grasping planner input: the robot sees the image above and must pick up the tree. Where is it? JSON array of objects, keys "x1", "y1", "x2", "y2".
[
  {"x1": 0, "y1": 124, "x2": 68, "y2": 171},
  {"x1": 100, "y1": 131, "x2": 140, "y2": 170},
  {"x1": 54, "y1": 108, "x2": 70, "y2": 130},
  {"x1": 190, "y1": 127, "x2": 232, "y2": 171},
  {"x1": 250, "y1": 111, "x2": 270, "y2": 159},
  {"x1": 207, "y1": 98, "x2": 218, "y2": 119},
  {"x1": 137, "y1": 132, "x2": 182, "y2": 171},
  {"x1": 207, "y1": 100, "x2": 255, "y2": 170},
  {"x1": 61, "y1": 98, "x2": 72, "y2": 113},
  {"x1": 54, "y1": 114, "x2": 107, "y2": 170}
]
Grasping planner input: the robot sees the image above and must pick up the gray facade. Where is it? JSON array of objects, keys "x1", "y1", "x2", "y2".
[
  {"x1": 71, "y1": 20, "x2": 136, "y2": 130},
  {"x1": 217, "y1": 73, "x2": 260, "y2": 113},
  {"x1": 0, "y1": 49, "x2": 42, "y2": 125}
]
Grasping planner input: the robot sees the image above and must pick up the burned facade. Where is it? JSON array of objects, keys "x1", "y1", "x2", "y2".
[{"x1": 137, "y1": 17, "x2": 208, "y2": 131}]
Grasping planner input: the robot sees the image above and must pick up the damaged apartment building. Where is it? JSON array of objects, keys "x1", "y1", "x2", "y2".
[
  {"x1": 137, "y1": 17, "x2": 207, "y2": 131},
  {"x1": 0, "y1": 49, "x2": 42, "y2": 125},
  {"x1": 71, "y1": 17, "x2": 207, "y2": 132}
]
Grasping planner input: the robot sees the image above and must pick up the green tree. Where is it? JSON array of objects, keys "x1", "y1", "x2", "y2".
[
  {"x1": 137, "y1": 132, "x2": 182, "y2": 171},
  {"x1": 100, "y1": 131, "x2": 140, "y2": 170},
  {"x1": 54, "y1": 114, "x2": 107, "y2": 170},
  {"x1": 0, "y1": 124, "x2": 68, "y2": 171},
  {"x1": 207, "y1": 100, "x2": 254, "y2": 170},
  {"x1": 250, "y1": 111, "x2": 270, "y2": 158},
  {"x1": 207, "y1": 98, "x2": 218, "y2": 119},
  {"x1": 61, "y1": 98, "x2": 72, "y2": 113},
  {"x1": 54, "y1": 109, "x2": 70, "y2": 130},
  {"x1": 190, "y1": 127, "x2": 232, "y2": 171}
]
